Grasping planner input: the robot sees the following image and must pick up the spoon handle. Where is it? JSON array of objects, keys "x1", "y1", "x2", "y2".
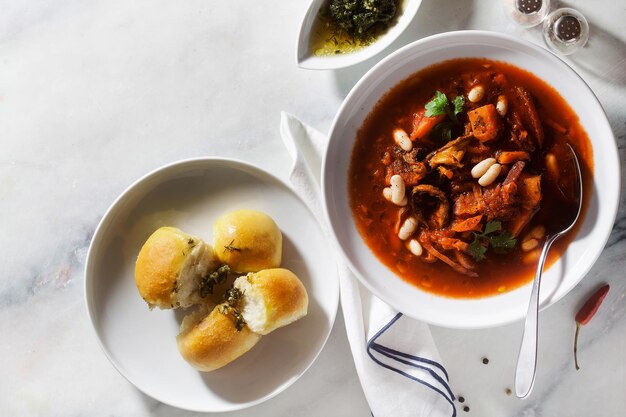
[{"x1": 514, "y1": 234, "x2": 559, "y2": 398}]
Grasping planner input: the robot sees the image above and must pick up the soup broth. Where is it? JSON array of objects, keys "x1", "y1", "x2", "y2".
[{"x1": 349, "y1": 58, "x2": 593, "y2": 298}]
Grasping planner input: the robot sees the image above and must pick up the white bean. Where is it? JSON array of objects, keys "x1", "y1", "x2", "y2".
[
  {"x1": 523, "y1": 249, "x2": 540, "y2": 264},
  {"x1": 546, "y1": 153, "x2": 558, "y2": 180},
  {"x1": 496, "y1": 95, "x2": 508, "y2": 116},
  {"x1": 407, "y1": 239, "x2": 423, "y2": 256},
  {"x1": 384, "y1": 187, "x2": 406, "y2": 205},
  {"x1": 468, "y1": 85, "x2": 485, "y2": 103},
  {"x1": 478, "y1": 163, "x2": 502, "y2": 187},
  {"x1": 390, "y1": 175, "x2": 406, "y2": 206},
  {"x1": 521, "y1": 238, "x2": 539, "y2": 252},
  {"x1": 382, "y1": 187, "x2": 392, "y2": 202},
  {"x1": 398, "y1": 217, "x2": 418, "y2": 240},
  {"x1": 385, "y1": 187, "x2": 407, "y2": 206},
  {"x1": 471, "y1": 157, "x2": 496, "y2": 178},
  {"x1": 530, "y1": 225, "x2": 546, "y2": 240},
  {"x1": 521, "y1": 225, "x2": 546, "y2": 252},
  {"x1": 393, "y1": 128, "x2": 413, "y2": 152}
]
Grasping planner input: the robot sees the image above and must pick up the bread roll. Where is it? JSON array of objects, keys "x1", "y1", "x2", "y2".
[
  {"x1": 234, "y1": 268, "x2": 308, "y2": 335},
  {"x1": 135, "y1": 227, "x2": 219, "y2": 309},
  {"x1": 176, "y1": 304, "x2": 261, "y2": 372},
  {"x1": 213, "y1": 210, "x2": 282, "y2": 273}
]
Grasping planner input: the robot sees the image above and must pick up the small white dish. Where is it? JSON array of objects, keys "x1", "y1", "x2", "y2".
[
  {"x1": 85, "y1": 158, "x2": 339, "y2": 412},
  {"x1": 297, "y1": 0, "x2": 423, "y2": 70},
  {"x1": 322, "y1": 30, "x2": 620, "y2": 329}
]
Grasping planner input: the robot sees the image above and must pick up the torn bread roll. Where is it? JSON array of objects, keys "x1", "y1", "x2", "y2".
[
  {"x1": 135, "y1": 227, "x2": 219, "y2": 309},
  {"x1": 213, "y1": 209, "x2": 282, "y2": 273},
  {"x1": 234, "y1": 268, "x2": 308, "y2": 335},
  {"x1": 176, "y1": 268, "x2": 308, "y2": 371},
  {"x1": 176, "y1": 304, "x2": 262, "y2": 372}
]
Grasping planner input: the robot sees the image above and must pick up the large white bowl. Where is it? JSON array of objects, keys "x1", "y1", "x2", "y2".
[
  {"x1": 322, "y1": 31, "x2": 620, "y2": 329},
  {"x1": 85, "y1": 158, "x2": 338, "y2": 411}
]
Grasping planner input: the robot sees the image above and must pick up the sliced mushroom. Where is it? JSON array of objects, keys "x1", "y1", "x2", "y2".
[
  {"x1": 495, "y1": 150, "x2": 530, "y2": 165},
  {"x1": 426, "y1": 135, "x2": 472, "y2": 168},
  {"x1": 410, "y1": 184, "x2": 450, "y2": 229},
  {"x1": 510, "y1": 87, "x2": 544, "y2": 149}
]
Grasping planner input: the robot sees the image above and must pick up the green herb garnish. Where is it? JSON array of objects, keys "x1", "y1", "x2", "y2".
[
  {"x1": 220, "y1": 304, "x2": 246, "y2": 332},
  {"x1": 424, "y1": 91, "x2": 448, "y2": 117},
  {"x1": 223, "y1": 287, "x2": 245, "y2": 306},
  {"x1": 468, "y1": 240, "x2": 488, "y2": 262},
  {"x1": 484, "y1": 220, "x2": 501, "y2": 235},
  {"x1": 219, "y1": 287, "x2": 247, "y2": 331},
  {"x1": 224, "y1": 240, "x2": 242, "y2": 252},
  {"x1": 199, "y1": 264, "x2": 230, "y2": 297},
  {"x1": 489, "y1": 231, "x2": 517, "y2": 251},
  {"x1": 469, "y1": 221, "x2": 517, "y2": 261},
  {"x1": 425, "y1": 91, "x2": 465, "y2": 122},
  {"x1": 430, "y1": 121, "x2": 454, "y2": 142},
  {"x1": 452, "y1": 95, "x2": 465, "y2": 117},
  {"x1": 327, "y1": 0, "x2": 398, "y2": 39},
  {"x1": 425, "y1": 91, "x2": 465, "y2": 141}
]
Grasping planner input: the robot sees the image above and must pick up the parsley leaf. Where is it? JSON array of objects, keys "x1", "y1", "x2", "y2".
[
  {"x1": 484, "y1": 220, "x2": 501, "y2": 235},
  {"x1": 490, "y1": 231, "x2": 517, "y2": 250},
  {"x1": 468, "y1": 221, "x2": 517, "y2": 261},
  {"x1": 424, "y1": 91, "x2": 465, "y2": 125},
  {"x1": 469, "y1": 238, "x2": 487, "y2": 262},
  {"x1": 452, "y1": 95, "x2": 465, "y2": 117},
  {"x1": 430, "y1": 121, "x2": 454, "y2": 141},
  {"x1": 425, "y1": 91, "x2": 449, "y2": 118}
]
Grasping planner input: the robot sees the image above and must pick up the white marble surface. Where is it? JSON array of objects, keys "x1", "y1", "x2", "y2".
[{"x1": 1, "y1": 0, "x2": 625, "y2": 416}]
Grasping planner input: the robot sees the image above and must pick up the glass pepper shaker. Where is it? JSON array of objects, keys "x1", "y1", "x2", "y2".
[
  {"x1": 503, "y1": 0, "x2": 551, "y2": 28},
  {"x1": 542, "y1": 8, "x2": 590, "y2": 55}
]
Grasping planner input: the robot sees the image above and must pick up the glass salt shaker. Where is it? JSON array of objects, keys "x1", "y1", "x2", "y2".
[
  {"x1": 542, "y1": 8, "x2": 589, "y2": 55},
  {"x1": 503, "y1": 0, "x2": 551, "y2": 28}
]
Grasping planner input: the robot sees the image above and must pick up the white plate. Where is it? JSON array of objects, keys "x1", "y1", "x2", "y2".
[
  {"x1": 322, "y1": 31, "x2": 620, "y2": 329},
  {"x1": 297, "y1": 0, "x2": 423, "y2": 70},
  {"x1": 85, "y1": 158, "x2": 339, "y2": 412}
]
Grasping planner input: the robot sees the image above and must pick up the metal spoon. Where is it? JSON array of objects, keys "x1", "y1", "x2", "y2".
[{"x1": 514, "y1": 143, "x2": 583, "y2": 398}]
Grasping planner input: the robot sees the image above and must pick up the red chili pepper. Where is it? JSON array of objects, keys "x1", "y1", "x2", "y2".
[{"x1": 574, "y1": 284, "x2": 610, "y2": 370}]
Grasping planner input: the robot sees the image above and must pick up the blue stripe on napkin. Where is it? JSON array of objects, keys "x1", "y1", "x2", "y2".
[{"x1": 367, "y1": 313, "x2": 457, "y2": 417}]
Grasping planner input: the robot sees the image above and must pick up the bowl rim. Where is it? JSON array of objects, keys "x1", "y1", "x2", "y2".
[
  {"x1": 321, "y1": 30, "x2": 621, "y2": 328},
  {"x1": 84, "y1": 156, "x2": 340, "y2": 412}
]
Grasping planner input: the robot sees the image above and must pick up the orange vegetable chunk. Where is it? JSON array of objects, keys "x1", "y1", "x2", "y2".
[
  {"x1": 468, "y1": 104, "x2": 502, "y2": 142},
  {"x1": 450, "y1": 215, "x2": 484, "y2": 232},
  {"x1": 411, "y1": 109, "x2": 446, "y2": 141}
]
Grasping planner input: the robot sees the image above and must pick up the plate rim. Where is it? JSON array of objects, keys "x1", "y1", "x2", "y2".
[
  {"x1": 84, "y1": 156, "x2": 339, "y2": 412},
  {"x1": 321, "y1": 30, "x2": 620, "y2": 329}
]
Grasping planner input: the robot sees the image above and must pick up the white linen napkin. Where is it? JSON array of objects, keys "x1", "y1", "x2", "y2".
[{"x1": 280, "y1": 112, "x2": 457, "y2": 417}]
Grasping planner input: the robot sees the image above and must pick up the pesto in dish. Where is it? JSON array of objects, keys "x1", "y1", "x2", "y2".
[{"x1": 310, "y1": 0, "x2": 401, "y2": 56}]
